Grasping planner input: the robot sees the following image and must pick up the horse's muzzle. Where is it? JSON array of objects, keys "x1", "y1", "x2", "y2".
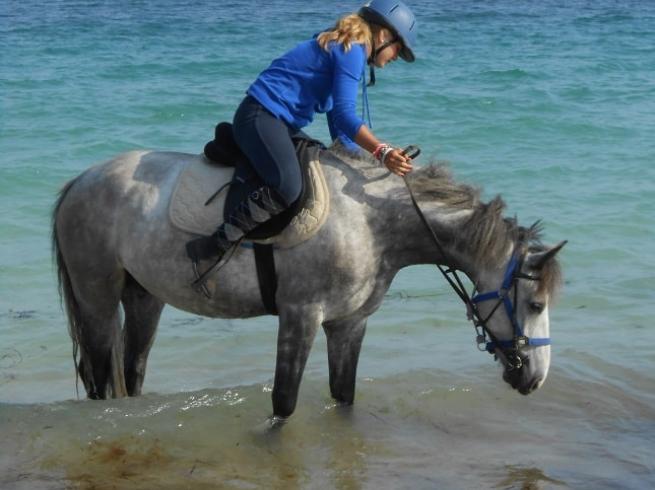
[{"x1": 503, "y1": 366, "x2": 544, "y2": 395}]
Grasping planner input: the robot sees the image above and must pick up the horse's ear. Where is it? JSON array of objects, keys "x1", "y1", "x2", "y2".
[{"x1": 526, "y1": 240, "x2": 567, "y2": 270}]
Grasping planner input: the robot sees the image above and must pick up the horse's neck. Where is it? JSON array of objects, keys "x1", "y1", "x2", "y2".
[
  {"x1": 344, "y1": 174, "x2": 462, "y2": 268},
  {"x1": 323, "y1": 151, "x2": 509, "y2": 280},
  {"x1": 381, "y1": 198, "x2": 472, "y2": 267},
  {"x1": 366, "y1": 183, "x2": 507, "y2": 280}
]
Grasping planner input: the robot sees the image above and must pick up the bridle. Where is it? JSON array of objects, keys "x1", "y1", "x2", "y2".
[
  {"x1": 468, "y1": 252, "x2": 550, "y2": 370},
  {"x1": 401, "y1": 146, "x2": 551, "y2": 371}
]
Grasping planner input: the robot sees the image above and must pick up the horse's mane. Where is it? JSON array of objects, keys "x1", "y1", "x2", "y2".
[
  {"x1": 406, "y1": 164, "x2": 562, "y2": 298},
  {"x1": 327, "y1": 145, "x2": 561, "y2": 298}
]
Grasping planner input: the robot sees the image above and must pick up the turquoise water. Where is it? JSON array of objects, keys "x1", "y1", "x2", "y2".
[{"x1": 2, "y1": 0, "x2": 654, "y2": 488}]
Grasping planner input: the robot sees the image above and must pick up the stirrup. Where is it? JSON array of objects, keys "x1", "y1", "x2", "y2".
[
  {"x1": 190, "y1": 259, "x2": 214, "y2": 298},
  {"x1": 190, "y1": 239, "x2": 243, "y2": 298}
]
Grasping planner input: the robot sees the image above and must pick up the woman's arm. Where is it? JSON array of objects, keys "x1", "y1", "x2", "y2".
[{"x1": 330, "y1": 44, "x2": 413, "y2": 177}]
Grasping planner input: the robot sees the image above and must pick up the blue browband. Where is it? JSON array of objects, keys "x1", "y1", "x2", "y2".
[{"x1": 471, "y1": 254, "x2": 551, "y2": 355}]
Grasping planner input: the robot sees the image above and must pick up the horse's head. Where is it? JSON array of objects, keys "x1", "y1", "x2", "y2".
[
  {"x1": 472, "y1": 241, "x2": 566, "y2": 395},
  {"x1": 402, "y1": 165, "x2": 566, "y2": 395}
]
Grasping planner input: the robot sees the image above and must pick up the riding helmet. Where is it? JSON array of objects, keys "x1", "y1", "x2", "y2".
[{"x1": 358, "y1": 0, "x2": 417, "y2": 62}]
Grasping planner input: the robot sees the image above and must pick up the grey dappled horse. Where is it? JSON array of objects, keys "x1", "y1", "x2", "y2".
[{"x1": 52, "y1": 148, "x2": 565, "y2": 419}]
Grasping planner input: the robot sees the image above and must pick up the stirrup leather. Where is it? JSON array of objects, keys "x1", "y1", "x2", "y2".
[{"x1": 186, "y1": 186, "x2": 287, "y2": 297}]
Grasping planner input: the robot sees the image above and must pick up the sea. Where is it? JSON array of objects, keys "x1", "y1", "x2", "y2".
[{"x1": 1, "y1": 1, "x2": 654, "y2": 488}]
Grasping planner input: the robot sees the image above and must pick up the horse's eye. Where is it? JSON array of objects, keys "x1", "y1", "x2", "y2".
[{"x1": 529, "y1": 301, "x2": 545, "y2": 314}]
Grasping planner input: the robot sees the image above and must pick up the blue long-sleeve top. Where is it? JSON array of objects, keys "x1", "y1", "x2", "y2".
[{"x1": 247, "y1": 38, "x2": 367, "y2": 143}]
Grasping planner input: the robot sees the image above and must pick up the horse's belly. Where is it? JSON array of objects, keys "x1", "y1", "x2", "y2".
[{"x1": 124, "y1": 244, "x2": 269, "y2": 320}]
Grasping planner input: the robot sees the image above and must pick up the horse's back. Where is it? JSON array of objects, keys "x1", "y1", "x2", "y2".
[
  {"x1": 60, "y1": 150, "x2": 206, "y2": 221},
  {"x1": 56, "y1": 150, "x2": 201, "y2": 259},
  {"x1": 79, "y1": 150, "x2": 199, "y2": 194}
]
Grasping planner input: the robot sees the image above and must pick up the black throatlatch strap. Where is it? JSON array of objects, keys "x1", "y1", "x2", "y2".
[{"x1": 253, "y1": 243, "x2": 278, "y2": 315}]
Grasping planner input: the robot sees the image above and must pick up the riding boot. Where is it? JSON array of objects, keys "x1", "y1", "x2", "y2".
[{"x1": 185, "y1": 186, "x2": 287, "y2": 265}]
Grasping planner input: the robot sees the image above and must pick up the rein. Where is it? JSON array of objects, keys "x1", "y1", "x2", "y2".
[{"x1": 401, "y1": 146, "x2": 550, "y2": 370}]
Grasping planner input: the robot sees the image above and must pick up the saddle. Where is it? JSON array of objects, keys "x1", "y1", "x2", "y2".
[{"x1": 169, "y1": 122, "x2": 329, "y2": 249}]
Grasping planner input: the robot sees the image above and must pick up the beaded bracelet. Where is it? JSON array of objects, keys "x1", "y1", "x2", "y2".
[
  {"x1": 380, "y1": 146, "x2": 395, "y2": 166},
  {"x1": 372, "y1": 143, "x2": 390, "y2": 161}
]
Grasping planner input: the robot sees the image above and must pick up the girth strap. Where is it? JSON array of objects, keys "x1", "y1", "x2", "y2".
[{"x1": 253, "y1": 243, "x2": 278, "y2": 315}]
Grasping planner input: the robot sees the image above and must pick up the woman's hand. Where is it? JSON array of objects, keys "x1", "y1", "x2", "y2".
[
  {"x1": 383, "y1": 148, "x2": 413, "y2": 177},
  {"x1": 353, "y1": 126, "x2": 414, "y2": 177}
]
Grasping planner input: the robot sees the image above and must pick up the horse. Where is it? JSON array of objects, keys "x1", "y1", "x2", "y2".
[{"x1": 52, "y1": 146, "x2": 565, "y2": 419}]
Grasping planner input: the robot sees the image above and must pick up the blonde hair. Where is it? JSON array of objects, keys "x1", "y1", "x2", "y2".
[{"x1": 317, "y1": 14, "x2": 374, "y2": 53}]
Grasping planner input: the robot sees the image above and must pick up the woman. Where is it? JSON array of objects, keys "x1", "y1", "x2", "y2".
[{"x1": 187, "y1": 0, "x2": 418, "y2": 267}]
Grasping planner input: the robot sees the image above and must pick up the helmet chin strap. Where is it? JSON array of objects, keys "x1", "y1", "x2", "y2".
[{"x1": 367, "y1": 36, "x2": 398, "y2": 87}]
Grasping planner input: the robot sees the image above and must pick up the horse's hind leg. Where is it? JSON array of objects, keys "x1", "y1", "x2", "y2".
[
  {"x1": 121, "y1": 273, "x2": 164, "y2": 396},
  {"x1": 72, "y1": 270, "x2": 128, "y2": 399},
  {"x1": 322, "y1": 317, "x2": 367, "y2": 405}
]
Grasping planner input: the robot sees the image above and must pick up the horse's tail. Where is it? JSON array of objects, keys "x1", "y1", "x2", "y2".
[{"x1": 52, "y1": 176, "x2": 84, "y2": 397}]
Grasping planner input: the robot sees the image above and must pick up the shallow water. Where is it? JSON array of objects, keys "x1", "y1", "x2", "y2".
[
  {"x1": 2, "y1": 365, "x2": 654, "y2": 489},
  {"x1": 2, "y1": 0, "x2": 655, "y2": 488}
]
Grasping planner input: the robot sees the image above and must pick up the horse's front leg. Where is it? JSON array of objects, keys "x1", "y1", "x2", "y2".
[
  {"x1": 322, "y1": 317, "x2": 367, "y2": 405},
  {"x1": 272, "y1": 305, "x2": 322, "y2": 418}
]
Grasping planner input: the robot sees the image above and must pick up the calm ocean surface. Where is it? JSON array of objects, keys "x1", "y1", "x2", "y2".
[{"x1": 1, "y1": 0, "x2": 654, "y2": 488}]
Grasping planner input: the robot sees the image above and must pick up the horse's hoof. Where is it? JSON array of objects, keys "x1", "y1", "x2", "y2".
[
  {"x1": 267, "y1": 415, "x2": 288, "y2": 428},
  {"x1": 251, "y1": 414, "x2": 288, "y2": 435}
]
